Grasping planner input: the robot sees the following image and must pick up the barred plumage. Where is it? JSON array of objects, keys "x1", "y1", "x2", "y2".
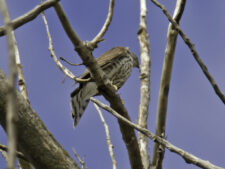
[{"x1": 70, "y1": 46, "x2": 139, "y2": 127}]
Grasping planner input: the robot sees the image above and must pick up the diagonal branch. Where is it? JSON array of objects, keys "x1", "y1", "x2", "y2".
[
  {"x1": 0, "y1": 0, "x2": 59, "y2": 37},
  {"x1": 151, "y1": 0, "x2": 225, "y2": 105},
  {"x1": 53, "y1": 3, "x2": 143, "y2": 169},
  {"x1": 0, "y1": 70, "x2": 80, "y2": 169},
  {"x1": 72, "y1": 148, "x2": 88, "y2": 169},
  {"x1": 90, "y1": 97, "x2": 224, "y2": 169},
  {"x1": 90, "y1": 0, "x2": 114, "y2": 48},
  {"x1": 137, "y1": 0, "x2": 151, "y2": 168},
  {"x1": 152, "y1": 0, "x2": 186, "y2": 168}
]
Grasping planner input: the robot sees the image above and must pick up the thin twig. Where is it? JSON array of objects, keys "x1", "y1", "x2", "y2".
[
  {"x1": 0, "y1": 144, "x2": 28, "y2": 161},
  {"x1": 151, "y1": 0, "x2": 225, "y2": 105},
  {"x1": 41, "y1": 12, "x2": 90, "y2": 83},
  {"x1": 90, "y1": 97, "x2": 224, "y2": 169},
  {"x1": 0, "y1": 0, "x2": 59, "y2": 37},
  {"x1": 137, "y1": 0, "x2": 151, "y2": 168},
  {"x1": 90, "y1": 0, "x2": 114, "y2": 48},
  {"x1": 72, "y1": 148, "x2": 88, "y2": 169},
  {"x1": 0, "y1": 1, "x2": 18, "y2": 169},
  {"x1": 93, "y1": 102, "x2": 117, "y2": 169},
  {"x1": 152, "y1": 0, "x2": 186, "y2": 168},
  {"x1": 60, "y1": 56, "x2": 84, "y2": 66}
]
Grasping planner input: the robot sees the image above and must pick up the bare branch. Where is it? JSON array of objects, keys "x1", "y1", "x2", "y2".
[
  {"x1": 0, "y1": 70, "x2": 81, "y2": 169},
  {"x1": 90, "y1": 0, "x2": 115, "y2": 48},
  {"x1": 90, "y1": 97, "x2": 224, "y2": 169},
  {"x1": 137, "y1": 0, "x2": 151, "y2": 168},
  {"x1": 0, "y1": 0, "x2": 59, "y2": 37},
  {"x1": 41, "y1": 12, "x2": 90, "y2": 83},
  {"x1": 152, "y1": 0, "x2": 186, "y2": 168},
  {"x1": 93, "y1": 102, "x2": 117, "y2": 169},
  {"x1": 54, "y1": 3, "x2": 83, "y2": 48},
  {"x1": 72, "y1": 148, "x2": 88, "y2": 169},
  {"x1": 0, "y1": 1, "x2": 18, "y2": 168},
  {"x1": 151, "y1": 0, "x2": 225, "y2": 105},
  {"x1": 59, "y1": 57, "x2": 83, "y2": 66},
  {"x1": 11, "y1": 32, "x2": 29, "y2": 104},
  {"x1": 54, "y1": 3, "x2": 143, "y2": 169}
]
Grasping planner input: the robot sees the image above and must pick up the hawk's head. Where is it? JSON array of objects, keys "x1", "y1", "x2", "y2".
[{"x1": 126, "y1": 48, "x2": 139, "y2": 69}]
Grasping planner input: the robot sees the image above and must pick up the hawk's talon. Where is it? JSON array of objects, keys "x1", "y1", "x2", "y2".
[{"x1": 112, "y1": 84, "x2": 118, "y2": 91}]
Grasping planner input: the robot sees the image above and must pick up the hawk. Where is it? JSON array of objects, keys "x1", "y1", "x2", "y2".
[{"x1": 70, "y1": 46, "x2": 139, "y2": 127}]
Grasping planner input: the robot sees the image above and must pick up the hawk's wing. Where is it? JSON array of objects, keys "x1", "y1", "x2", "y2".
[{"x1": 79, "y1": 47, "x2": 128, "y2": 79}]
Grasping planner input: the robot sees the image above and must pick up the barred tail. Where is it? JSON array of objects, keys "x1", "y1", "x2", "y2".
[{"x1": 70, "y1": 82, "x2": 98, "y2": 127}]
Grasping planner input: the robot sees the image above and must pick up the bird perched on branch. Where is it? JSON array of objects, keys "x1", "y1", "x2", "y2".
[{"x1": 70, "y1": 46, "x2": 139, "y2": 127}]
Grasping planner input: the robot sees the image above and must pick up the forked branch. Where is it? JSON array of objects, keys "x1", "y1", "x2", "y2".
[{"x1": 53, "y1": 2, "x2": 143, "y2": 169}]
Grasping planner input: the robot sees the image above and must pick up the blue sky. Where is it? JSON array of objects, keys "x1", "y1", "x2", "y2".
[{"x1": 0, "y1": 0, "x2": 225, "y2": 169}]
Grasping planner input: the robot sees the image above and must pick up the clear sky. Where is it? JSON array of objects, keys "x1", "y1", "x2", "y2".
[{"x1": 0, "y1": 0, "x2": 225, "y2": 169}]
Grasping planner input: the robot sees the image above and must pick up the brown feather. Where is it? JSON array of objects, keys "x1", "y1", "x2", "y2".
[{"x1": 79, "y1": 47, "x2": 129, "y2": 79}]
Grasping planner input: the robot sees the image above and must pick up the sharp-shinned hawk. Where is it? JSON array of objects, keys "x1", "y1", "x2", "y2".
[{"x1": 70, "y1": 46, "x2": 139, "y2": 127}]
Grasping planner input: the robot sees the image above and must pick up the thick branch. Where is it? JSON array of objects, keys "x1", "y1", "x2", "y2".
[
  {"x1": 0, "y1": 70, "x2": 80, "y2": 169},
  {"x1": 0, "y1": 0, "x2": 59, "y2": 37},
  {"x1": 152, "y1": 0, "x2": 186, "y2": 168},
  {"x1": 137, "y1": 0, "x2": 151, "y2": 168},
  {"x1": 151, "y1": 0, "x2": 225, "y2": 104},
  {"x1": 91, "y1": 98, "x2": 224, "y2": 169},
  {"x1": 53, "y1": 3, "x2": 143, "y2": 169}
]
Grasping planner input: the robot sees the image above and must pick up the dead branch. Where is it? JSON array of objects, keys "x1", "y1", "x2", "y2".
[
  {"x1": 11, "y1": 32, "x2": 29, "y2": 102},
  {"x1": 151, "y1": 0, "x2": 225, "y2": 105},
  {"x1": 152, "y1": 0, "x2": 186, "y2": 168},
  {"x1": 90, "y1": 0, "x2": 115, "y2": 48},
  {"x1": 59, "y1": 57, "x2": 83, "y2": 66},
  {"x1": 72, "y1": 148, "x2": 88, "y2": 169},
  {"x1": 137, "y1": 0, "x2": 151, "y2": 168},
  {"x1": 93, "y1": 102, "x2": 117, "y2": 169},
  {"x1": 41, "y1": 12, "x2": 90, "y2": 83},
  {"x1": 0, "y1": 0, "x2": 59, "y2": 37},
  {"x1": 0, "y1": 70, "x2": 81, "y2": 169},
  {"x1": 90, "y1": 97, "x2": 224, "y2": 169}
]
